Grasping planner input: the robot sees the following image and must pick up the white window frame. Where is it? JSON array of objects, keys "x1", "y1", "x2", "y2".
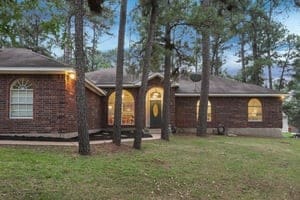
[{"x1": 10, "y1": 79, "x2": 33, "y2": 119}]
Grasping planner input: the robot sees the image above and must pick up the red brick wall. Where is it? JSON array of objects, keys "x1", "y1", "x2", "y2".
[
  {"x1": 86, "y1": 89, "x2": 103, "y2": 130},
  {"x1": 0, "y1": 74, "x2": 103, "y2": 134},
  {"x1": 0, "y1": 74, "x2": 69, "y2": 134},
  {"x1": 175, "y1": 96, "x2": 282, "y2": 128}
]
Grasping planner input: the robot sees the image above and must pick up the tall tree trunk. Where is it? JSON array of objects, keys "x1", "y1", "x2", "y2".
[
  {"x1": 34, "y1": 17, "x2": 39, "y2": 47},
  {"x1": 267, "y1": 50, "x2": 273, "y2": 89},
  {"x1": 252, "y1": 28, "x2": 260, "y2": 85},
  {"x1": 113, "y1": 0, "x2": 128, "y2": 146},
  {"x1": 74, "y1": 0, "x2": 90, "y2": 155},
  {"x1": 267, "y1": 2, "x2": 273, "y2": 89},
  {"x1": 161, "y1": 21, "x2": 171, "y2": 141},
  {"x1": 91, "y1": 23, "x2": 97, "y2": 71},
  {"x1": 196, "y1": 0, "x2": 210, "y2": 136},
  {"x1": 133, "y1": 0, "x2": 159, "y2": 149},
  {"x1": 211, "y1": 35, "x2": 220, "y2": 76},
  {"x1": 64, "y1": 15, "x2": 72, "y2": 64},
  {"x1": 240, "y1": 32, "x2": 246, "y2": 82},
  {"x1": 278, "y1": 46, "x2": 291, "y2": 91}
]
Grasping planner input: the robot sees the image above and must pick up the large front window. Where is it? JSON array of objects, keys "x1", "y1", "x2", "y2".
[
  {"x1": 10, "y1": 79, "x2": 33, "y2": 119},
  {"x1": 196, "y1": 100, "x2": 212, "y2": 122},
  {"x1": 248, "y1": 98, "x2": 262, "y2": 121},
  {"x1": 108, "y1": 90, "x2": 135, "y2": 125}
]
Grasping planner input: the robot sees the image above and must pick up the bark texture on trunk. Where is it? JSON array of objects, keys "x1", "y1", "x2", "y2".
[
  {"x1": 161, "y1": 22, "x2": 171, "y2": 141},
  {"x1": 113, "y1": 0, "x2": 128, "y2": 146},
  {"x1": 64, "y1": 15, "x2": 72, "y2": 64},
  {"x1": 196, "y1": 0, "x2": 210, "y2": 136},
  {"x1": 133, "y1": 0, "x2": 159, "y2": 149},
  {"x1": 241, "y1": 33, "x2": 246, "y2": 82},
  {"x1": 75, "y1": 0, "x2": 90, "y2": 155}
]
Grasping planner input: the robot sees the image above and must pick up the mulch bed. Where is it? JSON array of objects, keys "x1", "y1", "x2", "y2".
[{"x1": 0, "y1": 131, "x2": 152, "y2": 142}]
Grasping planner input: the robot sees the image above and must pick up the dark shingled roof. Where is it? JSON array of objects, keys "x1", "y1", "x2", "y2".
[
  {"x1": 86, "y1": 68, "x2": 140, "y2": 85},
  {"x1": 86, "y1": 68, "x2": 283, "y2": 95},
  {"x1": 176, "y1": 75, "x2": 282, "y2": 95},
  {"x1": 0, "y1": 48, "x2": 70, "y2": 68}
]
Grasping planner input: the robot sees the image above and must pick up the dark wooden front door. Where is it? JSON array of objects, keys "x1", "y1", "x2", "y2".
[{"x1": 150, "y1": 100, "x2": 161, "y2": 128}]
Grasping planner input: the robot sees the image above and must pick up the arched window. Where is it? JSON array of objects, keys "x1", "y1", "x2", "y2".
[
  {"x1": 196, "y1": 100, "x2": 212, "y2": 122},
  {"x1": 108, "y1": 90, "x2": 135, "y2": 125},
  {"x1": 10, "y1": 79, "x2": 33, "y2": 118},
  {"x1": 248, "y1": 98, "x2": 262, "y2": 121}
]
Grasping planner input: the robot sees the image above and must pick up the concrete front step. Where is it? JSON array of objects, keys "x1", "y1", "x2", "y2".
[{"x1": 149, "y1": 129, "x2": 161, "y2": 134}]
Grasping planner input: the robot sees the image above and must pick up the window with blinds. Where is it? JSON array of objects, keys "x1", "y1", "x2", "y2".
[{"x1": 10, "y1": 79, "x2": 33, "y2": 119}]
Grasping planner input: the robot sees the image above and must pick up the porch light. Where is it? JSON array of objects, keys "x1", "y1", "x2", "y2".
[
  {"x1": 68, "y1": 71, "x2": 76, "y2": 80},
  {"x1": 151, "y1": 92, "x2": 161, "y2": 99}
]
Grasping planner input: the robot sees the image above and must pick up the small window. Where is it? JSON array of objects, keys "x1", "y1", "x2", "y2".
[
  {"x1": 10, "y1": 79, "x2": 33, "y2": 119},
  {"x1": 197, "y1": 100, "x2": 212, "y2": 122},
  {"x1": 248, "y1": 98, "x2": 262, "y2": 121},
  {"x1": 108, "y1": 90, "x2": 135, "y2": 125}
]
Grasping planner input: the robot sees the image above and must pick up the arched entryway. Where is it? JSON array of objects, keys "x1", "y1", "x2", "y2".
[{"x1": 146, "y1": 87, "x2": 163, "y2": 128}]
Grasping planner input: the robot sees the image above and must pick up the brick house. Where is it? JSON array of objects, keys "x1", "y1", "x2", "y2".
[
  {"x1": 0, "y1": 48, "x2": 284, "y2": 137},
  {"x1": 86, "y1": 68, "x2": 284, "y2": 137},
  {"x1": 0, "y1": 48, "x2": 105, "y2": 138}
]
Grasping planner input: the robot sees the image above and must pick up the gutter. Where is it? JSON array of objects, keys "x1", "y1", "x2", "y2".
[
  {"x1": 0, "y1": 67, "x2": 74, "y2": 74},
  {"x1": 85, "y1": 79, "x2": 107, "y2": 96}
]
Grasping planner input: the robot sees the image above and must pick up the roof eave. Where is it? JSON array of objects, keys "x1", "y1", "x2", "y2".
[
  {"x1": 95, "y1": 84, "x2": 139, "y2": 88},
  {"x1": 0, "y1": 67, "x2": 74, "y2": 74},
  {"x1": 85, "y1": 79, "x2": 107, "y2": 96}
]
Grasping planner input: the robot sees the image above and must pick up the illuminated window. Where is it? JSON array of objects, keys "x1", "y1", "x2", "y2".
[
  {"x1": 248, "y1": 98, "x2": 262, "y2": 121},
  {"x1": 10, "y1": 79, "x2": 33, "y2": 118},
  {"x1": 196, "y1": 100, "x2": 212, "y2": 122},
  {"x1": 108, "y1": 90, "x2": 135, "y2": 125}
]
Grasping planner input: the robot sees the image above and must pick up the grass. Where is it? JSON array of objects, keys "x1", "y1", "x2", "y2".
[
  {"x1": 0, "y1": 135, "x2": 299, "y2": 200},
  {"x1": 282, "y1": 132, "x2": 295, "y2": 138}
]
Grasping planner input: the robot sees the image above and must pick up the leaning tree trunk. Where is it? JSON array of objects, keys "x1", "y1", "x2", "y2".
[
  {"x1": 74, "y1": 0, "x2": 90, "y2": 155},
  {"x1": 196, "y1": 0, "x2": 210, "y2": 136},
  {"x1": 161, "y1": 21, "x2": 171, "y2": 141},
  {"x1": 113, "y1": 0, "x2": 128, "y2": 146},
  {"x1": 133, "y1": 0, "x2": 159, "y2": 149}
]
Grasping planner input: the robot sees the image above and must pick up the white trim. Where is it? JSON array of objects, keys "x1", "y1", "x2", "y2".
[
  {"x1": 175, "y1": 93, "x2": 285, "y2": 97},
  {"x1": 10, "y1": 117, "x2": 33, "y2": 120},
  {"x1": 0, "y1": 67, "x2": 74, "y2": 74},
  {"x1": 133, "y1": 72, "x2": 164, "y2": 86},
  {"x1": 96, "y1": 84, "x2": 139, "y2": 88},
  {"x1": 85, "y1": 79, "x2": 107, "y2": 96},
  {"x1": 96, "y1": 82, "x2": 179, "y2": 88},
  {"x1": 148, "y1": 72, "x2": 164, "y2": 80}
]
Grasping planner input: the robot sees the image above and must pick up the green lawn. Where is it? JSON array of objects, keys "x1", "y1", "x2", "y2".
[{"x1": 0, "y1": 135, "x2": 299, "y2": 200}]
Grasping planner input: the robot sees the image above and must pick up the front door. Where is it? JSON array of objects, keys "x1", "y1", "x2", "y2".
[{"x1": 150, "y1": 100, "x2": 161, "y2": 128}]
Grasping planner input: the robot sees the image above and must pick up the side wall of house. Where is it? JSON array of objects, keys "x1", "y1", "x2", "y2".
[
  {"x1": 0, "y1": 74, "x2": 103, "y2": 135},
  {"x1": 0, "y1": 74, "x2": 72, "y2": 134},
  {"x1": 86, "y1": 88, "x2": 103, "y2": 130},
  {"x1": 175, "y1": 96, "x2": 282, "y2": 135}
]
